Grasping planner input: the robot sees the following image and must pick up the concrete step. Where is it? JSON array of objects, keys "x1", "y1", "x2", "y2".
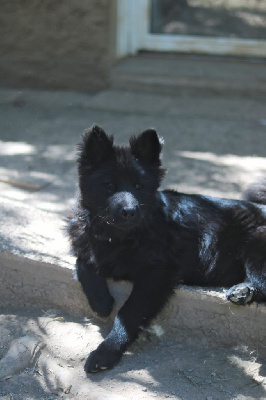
[
  {"x1": 1, "y1": 251, "x2": 265, "y2": 349},
  {"x1": 111, "y1": 53, "x2": 266, "y2": 97}
]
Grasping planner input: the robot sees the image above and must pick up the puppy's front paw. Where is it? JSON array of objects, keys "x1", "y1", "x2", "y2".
[
  {"x1": 226, "y1": 283, "x2": 254, "y2": 305},
  {"x1": 90, "y1": 294, "x2": 114, "y2": 319},
  {"x1": 84, "y1": 342, "x2": 122, "y2": 373}
]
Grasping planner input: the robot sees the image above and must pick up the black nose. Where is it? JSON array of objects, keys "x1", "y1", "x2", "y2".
[{"x1": 120, "y1": 206, "x2": 139, "y2": 220}]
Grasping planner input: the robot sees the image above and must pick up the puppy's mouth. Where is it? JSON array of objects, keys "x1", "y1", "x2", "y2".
[
  {"x1": 91, "y1": 213, "x2": 142, "y2": 242},
  {"x1": 106, "y1": 216, "x2": 142, "y2": 231}
]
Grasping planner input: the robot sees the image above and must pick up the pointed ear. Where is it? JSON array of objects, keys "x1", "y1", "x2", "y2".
[
  {"x1": 130, "y1": 129, "x2": 163, "y2": 164},
  {"x1": 77, "y1": 124, "x2": 113, "y2": 167}
]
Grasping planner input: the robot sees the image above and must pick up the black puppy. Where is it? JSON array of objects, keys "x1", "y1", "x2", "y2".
[{"x1": 68, "y1": 124, "x2": 266, "y2": 373}]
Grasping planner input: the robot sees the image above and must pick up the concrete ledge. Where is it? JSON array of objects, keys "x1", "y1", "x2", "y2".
[
  {"x1": 111, "y1": 54, "x2": 266, "y2": 97},
  {"x1": 1, "y1": 251, "x2": 265, "y2": 348}
]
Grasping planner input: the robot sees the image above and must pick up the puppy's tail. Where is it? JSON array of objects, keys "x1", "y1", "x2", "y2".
[{"x1": 243, "y1": 177, "x2": 266, "y2": 205}]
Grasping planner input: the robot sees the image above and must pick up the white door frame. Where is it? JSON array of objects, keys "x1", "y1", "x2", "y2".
[{"x1": 115, "y1": 0, "x2": 266, "y2": 58}]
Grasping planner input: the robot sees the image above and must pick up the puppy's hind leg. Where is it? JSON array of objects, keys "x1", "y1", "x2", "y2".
[{"x1": 226, "y1": 227, "x2": 266, "y2": 305}]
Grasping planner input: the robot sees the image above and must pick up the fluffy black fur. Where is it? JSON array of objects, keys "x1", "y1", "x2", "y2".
[{"x1": 67, "y1": 124, "x2": 266, "y2": 373}]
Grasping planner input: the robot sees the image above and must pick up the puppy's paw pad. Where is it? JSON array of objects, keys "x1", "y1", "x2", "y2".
[
  {"x1": 226, "y1": 284, "x2": 254, "y2": 305},
  {"x1": 84, "y1": 345, "x2": 122, "y2": 374},
  {"x1": 90, "y1": 295, "x2": 114, "y2": 319}
]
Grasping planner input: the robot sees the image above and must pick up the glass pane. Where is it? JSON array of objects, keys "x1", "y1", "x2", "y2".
[{"x1": 150, "y1": 0, "x2": 266, "y2": 40}]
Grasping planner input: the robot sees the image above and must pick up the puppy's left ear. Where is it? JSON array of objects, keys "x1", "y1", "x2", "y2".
[{"x1": 130, "y1": 129, "x2": 163, "y2": 163}]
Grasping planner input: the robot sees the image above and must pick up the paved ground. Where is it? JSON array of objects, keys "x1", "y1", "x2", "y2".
[
  {"x1": 0, "y1": 55, "x2": 266, "y2": 399},
  {"x1": 1, "y1": 82, "x2": 266, "y2": 266},
  {"x1": 0, "y1": 308, "x2": 266, "y2": 400}
]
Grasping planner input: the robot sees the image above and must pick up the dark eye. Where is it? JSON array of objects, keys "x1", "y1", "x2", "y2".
[
  {"x1": 135, "y1": 184, "x2": 143, "y2": 190},
  {"x1": 104, "y1": 182, "x2": 116, "y2": 191}
]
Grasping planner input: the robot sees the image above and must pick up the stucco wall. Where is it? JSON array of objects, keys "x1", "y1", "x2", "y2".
[{"x1": 0, "y1": 0, "x2": 112, "y2": 91}]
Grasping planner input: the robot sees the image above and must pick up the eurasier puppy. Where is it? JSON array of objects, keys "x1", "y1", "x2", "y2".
[{"x1": 68, "y1": 124, "x2": 266, "y2": 373}]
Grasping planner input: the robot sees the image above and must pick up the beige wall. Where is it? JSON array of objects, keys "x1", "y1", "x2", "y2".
[{"x1": 0, "y1": 0, "x2": 113, "y2": 91}]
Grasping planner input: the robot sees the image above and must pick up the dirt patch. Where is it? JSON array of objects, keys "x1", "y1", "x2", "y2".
[{"x1": 0, "y1": 308, "x2": 265, "y2": 400}]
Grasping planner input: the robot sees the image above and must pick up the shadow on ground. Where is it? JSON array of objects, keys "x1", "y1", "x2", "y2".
[{"x1": 0, "y1": 308, "x2": 265, "y2": 400}]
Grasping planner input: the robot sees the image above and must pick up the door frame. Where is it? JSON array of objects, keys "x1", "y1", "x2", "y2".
[{"x1": 115, "y1": 0, "x2": 266, "y2": 58}]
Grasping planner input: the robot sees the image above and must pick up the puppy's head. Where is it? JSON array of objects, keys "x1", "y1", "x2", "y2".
[{"x1": 77, "y1": 124, "x2": 165, "y2": 238}]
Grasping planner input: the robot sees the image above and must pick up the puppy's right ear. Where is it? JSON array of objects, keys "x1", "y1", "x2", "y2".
[{"x1": 77, "y1": 124, "x2": 114, "y2": 168}]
